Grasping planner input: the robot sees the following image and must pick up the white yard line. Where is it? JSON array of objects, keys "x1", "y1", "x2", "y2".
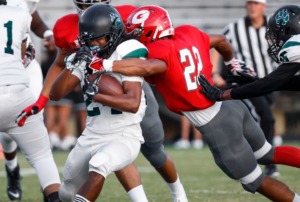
[{"x1": 0, "y1": 166, "x2": 155, "y2": 177}]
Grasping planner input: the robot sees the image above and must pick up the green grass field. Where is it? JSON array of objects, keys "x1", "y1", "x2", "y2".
[{"x1": 1, "y1": 142, "x2": 300, "y2": 202}]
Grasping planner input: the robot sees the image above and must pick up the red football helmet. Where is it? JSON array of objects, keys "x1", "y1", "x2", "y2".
[
  {"x1": 73, "y1": 0, "x2": 111, "y2": 15},
  {"x1": 126, "y1": 5, "x2": 174, "y2": 45}
]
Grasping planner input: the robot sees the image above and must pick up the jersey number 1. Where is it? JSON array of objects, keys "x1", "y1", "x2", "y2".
[{"x1": 3, "y1": 21, "x2": 14, "y2": 54}]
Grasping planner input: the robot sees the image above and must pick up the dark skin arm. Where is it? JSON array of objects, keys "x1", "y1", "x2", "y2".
[
  {"x1": 209, "y1": 34, "x2": 234, "y2": 62},
  {"x1": 50, "y1": 68, "x2": 79, "y2": 100},
  {"x1": 112, "y1": 35, "x2": 232, "y2": 77},
  {"x1": 42, "y1": 48, "x2": 68, "y2": 99},
  {"x1": 112, "y1": 58, "x2": 167, "y2": 77},
  {"x1": 50, "y1": 68, "x2": 143, "y2": 113},
  {"x1": 93, "y1": 81, "x2": 142, "y2": 113},
  {"x1": 31, "y1": 10, "x2": 56, "y2": 51}
]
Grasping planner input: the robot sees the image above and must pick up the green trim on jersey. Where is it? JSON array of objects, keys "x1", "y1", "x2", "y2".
[
  {"x1": 282, "y1": 41, "x2": 300, "y2": 50},
  {"x1": 123, "y1": 48, "x2": 148, "y2": 59}
]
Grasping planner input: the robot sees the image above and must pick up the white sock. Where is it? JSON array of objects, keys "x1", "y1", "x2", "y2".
[
  {"x1": 167, "y1": 175, "x2": 188, "y2": 202},
  {"x1": 6, "y1": 157, "x2": 18, "y2": 171},
  {"x1": 74, "y1": 194, "x2": 90, "y2": 202},
  {"x1": 293, "y1": 193, "x2": 300, "y2": 202},
  {"x1": 127, "y1": 185, "x2": 148, "y2": 202}
]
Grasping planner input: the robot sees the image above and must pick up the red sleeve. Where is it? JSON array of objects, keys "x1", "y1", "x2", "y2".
[{"x1": 115, "y1": 5, "x2": 138, "y2": 24}]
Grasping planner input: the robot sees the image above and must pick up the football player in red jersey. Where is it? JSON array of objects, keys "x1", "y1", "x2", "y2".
[
  {"x1": 87, "y1": 5, "x2": 300, "y2": 202},
  {"x1": 17, "y1": 1, "x2": 187, "y2": 201}
]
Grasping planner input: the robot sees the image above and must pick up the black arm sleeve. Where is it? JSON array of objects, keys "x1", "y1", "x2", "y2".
[{"x1": 231, "y1": 63, "x2": 300, "y2": 99}]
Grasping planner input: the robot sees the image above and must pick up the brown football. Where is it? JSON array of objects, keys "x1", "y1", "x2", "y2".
[
  {"x1": 98, "y1": 74, "x2": 124, "y2": 95},
  {"x1": 96, "y1": 74, "x2": 124, "y2": 95}
]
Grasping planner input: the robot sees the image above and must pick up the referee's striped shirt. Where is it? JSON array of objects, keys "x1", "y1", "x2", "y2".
[{"x1": 223, "y1": 16, "x2": 276, "y2": 78}]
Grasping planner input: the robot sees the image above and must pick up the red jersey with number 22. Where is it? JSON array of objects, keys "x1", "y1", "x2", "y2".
[
  {"x1": 145, "y1": 25, "x2": 215, "y2": 114},
  {"x1": 53, "y1": 5, "x2": 137, "y2": 54}
]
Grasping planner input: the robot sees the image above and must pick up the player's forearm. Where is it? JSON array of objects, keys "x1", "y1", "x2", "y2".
[
  {"x1": 112, "y1": 58, "x2": 166, "y2": 77},
  {"x1": 209, "y1": 34, "x2": 233, "y2": 62},
  {"x1": 50, "y1": 69, "x2": 76, "y2": 100},
  {"x1": 41, "y1": 64, "x2": 64, "y2": 98},
  {"x1": 93, "y1": 93, "x2": 141, "y2": 113},
  {"x1": 31, "y1": 10, "x2": 51, "y2": 38},
  {"x1": 112, "y1": 58, "x2": 151, "y2": 76}
]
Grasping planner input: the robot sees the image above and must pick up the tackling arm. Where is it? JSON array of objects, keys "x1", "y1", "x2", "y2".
[
  {"x1": 223, "y1": 63, "x2": 300, "y2": 100},
  {"x1": 111, "y1": 58, "x2": 167, "y2": 77}
]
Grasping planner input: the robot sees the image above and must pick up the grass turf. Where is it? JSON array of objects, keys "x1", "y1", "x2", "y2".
[{"x1": 0, "y1": 141, "x2": 299, "y2": 202}]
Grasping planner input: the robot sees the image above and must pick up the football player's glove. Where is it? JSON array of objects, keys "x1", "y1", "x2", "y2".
[
  {"x1": 86, "y1": 57, "x2": 106, "y2": 75},
  {"x1": 83, "y1": 73, "x2": 101, "y2": 101},
  {"x1": 197, "y1": 75, "x2": 223, "y2": 101},
  {"x1": 225, "y1": 58, "x2": 258, "y2": 85},
  {"x1": 23, "y1": 43, "x2": 35, "y2": 68},
  {"x1": 72, "y1": 45, "x2": 93, "y2": 66},
  {"x1": 15, "y1": 94, "x2": 49, "y2": 126}
]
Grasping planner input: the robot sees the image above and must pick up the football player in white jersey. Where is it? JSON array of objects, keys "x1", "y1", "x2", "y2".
[
  {"x1": 50, "y1": 4, "x2": 148, "y2": 202},
  {"x1": 0, "y1": 0, "x2": 61, "y2": 201},
  {"x1": 0, "y1": 0, "x2": 58, "y2": 201}
]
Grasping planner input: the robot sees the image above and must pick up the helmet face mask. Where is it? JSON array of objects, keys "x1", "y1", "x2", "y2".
[
  {"x1": 78, "y1": 4, "x2": 125, "y2": 58},
  {"x1": 73, "y1": 0, "x2": 111, "y2": 15},
  {"x1": 126, "y1": 5, "x2": 174, "y2": 45},
  {"x1": 265, "y1": 5, "x2": 300, "y2": 63}
]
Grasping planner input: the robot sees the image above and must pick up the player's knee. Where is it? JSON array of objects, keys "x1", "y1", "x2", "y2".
[
  {"x1": 241, "y1": 175, "x2": 264, "y2": 193},
  {"x1": 240, "y1": 166, "x2": 265, "y2": 193},
  {"x1": 255, "y1": 142, "x2": 274, "y2": 165},
  {"x1": 59, "y1": 183, "x2": 75, "y2": 202},
  {"x1": 141, "y1": 144, "x2": 167, "y2": 168},
  {"x1": 0, "y1": 133, "x2": 17, "y2": 153},
  {"x1": 89, "y1": 153, "x2": 110, "y2": 178}
]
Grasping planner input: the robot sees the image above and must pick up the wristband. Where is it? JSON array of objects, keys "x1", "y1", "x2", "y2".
[
  {"x1": 43, "y1": 30, "x2": 54, "y2": 38},
  {"x1": 37, "y1": 94, "x2": 49, "y2": 106},
  {"x1": 103, "y1": 59, "x2": 113, "y2": 72},
  {"x1": 224, "y1": 58, "x2": 235, "y2": 66}
]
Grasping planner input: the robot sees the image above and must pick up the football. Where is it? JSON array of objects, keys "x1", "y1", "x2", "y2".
[{"x1": 95, "y1": 74, "x2": 124, "y2": 96}]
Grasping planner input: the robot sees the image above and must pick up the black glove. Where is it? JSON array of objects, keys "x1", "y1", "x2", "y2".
[
  {"x1": 226, "y1": 59, "x2": 258, "y2": 85},
  {"x1": 72, "y1": 45, "x2": 93, "y2": 66},
  {"x1": 197, "y1": 75, "x2": 223, "y2": 101},
  {"x1": 83, "y1": 74, "x2": 101, "y2": 101}
]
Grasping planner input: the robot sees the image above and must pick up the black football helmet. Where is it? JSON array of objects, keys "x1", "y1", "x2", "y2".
[
  {"x1": 0, "y1": 0, "x2": 7, "y2": 5},
  {"x1": 265, "y1": 5, "x2": 300, "y2": 63},
  {"x1": 78, "y1": 4, "x2": 125, "y2": 58},
  {"x1": 73, "y1": 0, "x2": 111, "y2": 15}
]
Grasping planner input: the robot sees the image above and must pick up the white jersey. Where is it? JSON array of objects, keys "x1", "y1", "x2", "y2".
[
  {"x1": 0, "y1": 5, "x2": 32, "y2": 86},
  {"x1": 72, "y1": 39, "x2": 148, "y2": 140},
  {"x1": 278, "y1": 34, "x2": 300, "y2": 63}
]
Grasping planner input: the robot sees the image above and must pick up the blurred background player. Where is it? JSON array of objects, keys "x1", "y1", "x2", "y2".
[
  {"x1": 211, "y1": 0, "x2": 279, "y2": 177},
  {"x1": 16, "y1": 0, "x2": 188, "y2": 201},
  {"x1": 0, "y1": 0, "x2": 61, "y2": 201}
]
